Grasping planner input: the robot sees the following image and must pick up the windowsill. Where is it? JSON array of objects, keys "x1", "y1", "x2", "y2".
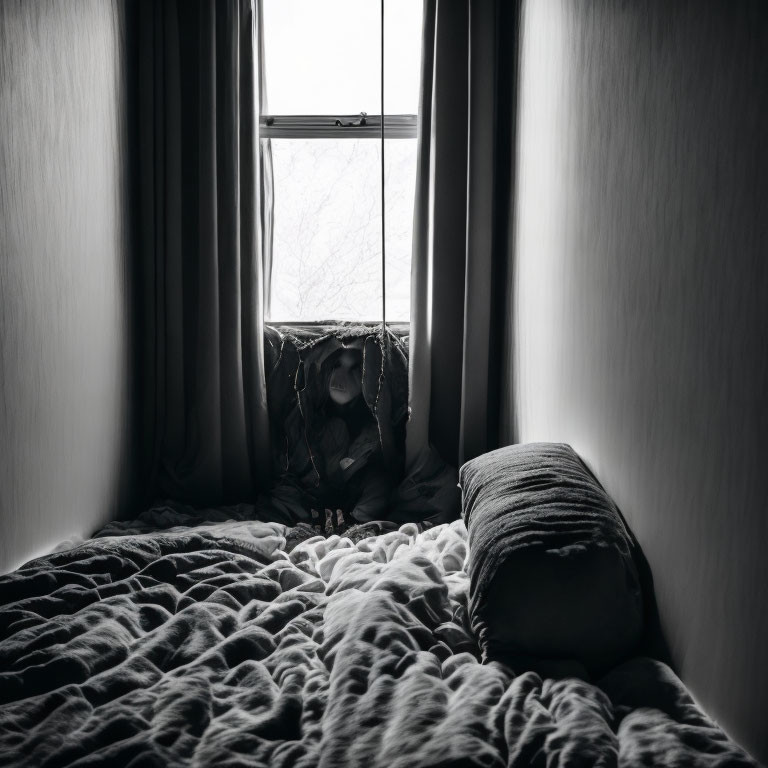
[
  {"x1": 266, "y1": 320, "x2": 408, "y2": 335},
  {"x1": 265, "y1": 322, "x2": 410, "y2": 353}
]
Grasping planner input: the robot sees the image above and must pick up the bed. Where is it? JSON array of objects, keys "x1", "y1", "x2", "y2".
[{"x1": 0, "y1": 500, "x2": 757, "y2": 767}]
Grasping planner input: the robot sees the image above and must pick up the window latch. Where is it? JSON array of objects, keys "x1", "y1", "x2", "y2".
[{"x1": 334, "y1": 112, "x2": 367, "y2": 127}]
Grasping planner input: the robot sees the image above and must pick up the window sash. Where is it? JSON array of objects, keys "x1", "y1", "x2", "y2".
[{"x1": 260, "y1": 114, "x2": 417, "y2": 139}]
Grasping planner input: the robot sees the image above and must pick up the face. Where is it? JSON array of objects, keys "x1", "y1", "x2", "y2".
[{"x1": 328, "y1": 350, "x2": 362, "y2": 405}]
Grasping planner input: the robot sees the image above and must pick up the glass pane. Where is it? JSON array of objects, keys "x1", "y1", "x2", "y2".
[
  {"x1": 262, "y1": 0, "x2": 423, "y2": 115},
  {"x1": 267, "y1": 138, "x2": 416, "y2": 323}
]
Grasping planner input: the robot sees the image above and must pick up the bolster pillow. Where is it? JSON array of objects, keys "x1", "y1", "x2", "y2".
[{"x1": 461, "y1": 443, "x2": 643, "y2": 674}]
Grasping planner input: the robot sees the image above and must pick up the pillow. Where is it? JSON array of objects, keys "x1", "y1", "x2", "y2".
[{"x1": 460, "y1": 442, "x2": 643, "y2": 675}]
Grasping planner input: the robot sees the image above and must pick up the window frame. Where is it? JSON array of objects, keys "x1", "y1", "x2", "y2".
[
  {"x1": 257, "y1": 0, "x2": 423, "y2": 324},
  {"x1": 259, "y1": 114, "x2": 417, "y2": 140}
]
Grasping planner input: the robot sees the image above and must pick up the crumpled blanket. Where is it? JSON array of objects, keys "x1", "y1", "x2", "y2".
[{"x1": 0, "y1": 519, "x2": 757, "y2": 767}]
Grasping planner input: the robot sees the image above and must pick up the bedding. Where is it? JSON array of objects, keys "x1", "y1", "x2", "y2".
[
  {"x1": 0, "y1": 509, "x2": 757, "y2": 767},
  {"x1": 461, "y1": 443, "x2": 643, "y2": 674}
]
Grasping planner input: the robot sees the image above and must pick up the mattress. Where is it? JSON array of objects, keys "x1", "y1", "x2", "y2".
[{"x1": 0, "y1": 508, "x2": 757, "y2": 767}]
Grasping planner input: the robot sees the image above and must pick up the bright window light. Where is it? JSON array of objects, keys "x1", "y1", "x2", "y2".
[{"x1": 261, "y1": 0, "x2": 422, "y2": 323}]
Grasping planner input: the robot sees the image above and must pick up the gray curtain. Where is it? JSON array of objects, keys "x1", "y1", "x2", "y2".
[
  {"x1": 407, "y1": 0, "x2": 519, "y2": 471},
  {"x1": 137, "y1": 0, "x2": 271, "y2": 505}
]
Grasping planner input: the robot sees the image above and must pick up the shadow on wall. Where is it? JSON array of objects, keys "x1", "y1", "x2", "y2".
[
  {"x1": 512, "y1": 0, "x2": 768, "y2": 761},
  {"x1": 0, "y1": 0, "x2": 138, "y2": 575},
  {"x1": 570, "y1": 454, "x2": 673, "y2": 671}
]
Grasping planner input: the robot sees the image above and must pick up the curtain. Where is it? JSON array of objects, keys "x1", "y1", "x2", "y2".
[
  {"x1": 407, "y1": 0, "x2": 519, "y2": 471},
  {"x1": 137, "y1": 0, "x2": 271, "y2": 505}
]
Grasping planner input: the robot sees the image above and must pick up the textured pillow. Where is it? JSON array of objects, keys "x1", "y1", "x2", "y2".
[{"x1": 461, "y1": 442, "x2": 643, "y2": 675}]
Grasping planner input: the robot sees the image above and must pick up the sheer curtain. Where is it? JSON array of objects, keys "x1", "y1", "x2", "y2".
[
  {"x1": 407, "y1": 0, "x2": 519, "y2": 472},
  {"x1": 137, "y1": 0, "x2": 271, "y2": 505}
]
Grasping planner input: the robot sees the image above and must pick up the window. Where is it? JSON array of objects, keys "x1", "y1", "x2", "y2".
[{"x1": 260, "y1": 0, "x2": 422, "y2": 323}]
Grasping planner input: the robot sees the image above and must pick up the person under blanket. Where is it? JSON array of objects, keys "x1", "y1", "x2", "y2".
[{"x1": 257, "y1": 348, "x2": 395, "y2": 533}]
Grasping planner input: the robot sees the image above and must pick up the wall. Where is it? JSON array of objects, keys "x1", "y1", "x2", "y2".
[
  {"x1": 512, "y1": 0, "x2": 767, "y2": 761},
  {"x1": 0, "y1": 0, "x2": 135, "y2": 574}
]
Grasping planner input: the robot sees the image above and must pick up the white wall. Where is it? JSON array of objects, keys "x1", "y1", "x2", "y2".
[
  {"x1": 512, "y1": 0, "x2": 768, "y2": 761},
  {"x1": 0, "y1": 0, "x2": 135, "y2": 574}
]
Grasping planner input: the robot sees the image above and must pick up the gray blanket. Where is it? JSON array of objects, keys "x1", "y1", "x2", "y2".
[{"x1": 0, "y1": 515, "x2": 757, "y2": 767}]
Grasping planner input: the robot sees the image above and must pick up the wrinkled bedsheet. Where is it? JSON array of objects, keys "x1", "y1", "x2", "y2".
[{"x1": 0, "y1": 518, "x2": 757, "y2": 767}]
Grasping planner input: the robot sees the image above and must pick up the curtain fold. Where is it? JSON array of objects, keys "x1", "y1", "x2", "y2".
[
  {"x1": 138, "y1": 0, "x2": 271, "y2": 505},
  {"x1": 407, "y1": 0, "x2": 519, "y2": 471}
]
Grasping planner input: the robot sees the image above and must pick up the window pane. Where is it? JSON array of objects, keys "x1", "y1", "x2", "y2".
[
  {"x1": 262, "y1": 0, "x2": 422, "y2": 115},
  {"x1": 267, "y1": 138, "x2": 415, "y2": 323}
]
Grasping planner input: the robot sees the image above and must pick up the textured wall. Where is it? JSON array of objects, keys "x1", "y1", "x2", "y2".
[
  {"x1": 0, "y1": 0, "x2": 134, "y2": 574},
  {"x1": 512, "y1": 0, "x2": 767, "y2": 761}
]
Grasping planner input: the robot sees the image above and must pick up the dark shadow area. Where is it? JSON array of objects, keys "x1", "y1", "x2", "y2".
[
  {"x1": 578, "y1": 457, "x2": 673, "y2": 671},
  {"x1": 121, "y1": 0, "x2": 143, "y2": 520}
]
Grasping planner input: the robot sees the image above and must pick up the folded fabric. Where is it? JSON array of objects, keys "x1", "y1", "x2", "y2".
[{"x1": 461, "y1": 442, "x2": 643, "y2": 675}]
